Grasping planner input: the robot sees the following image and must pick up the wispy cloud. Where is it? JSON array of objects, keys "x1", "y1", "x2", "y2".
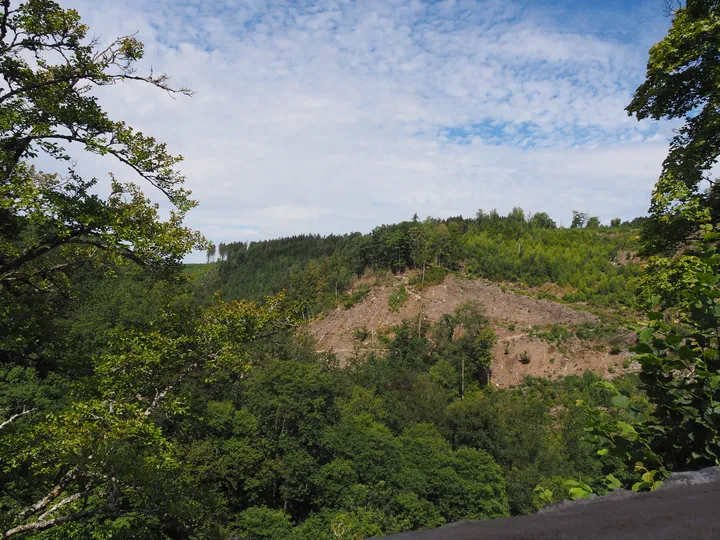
[{"x1": 58, "y1": 0, "x2": 670, "y2": 260}]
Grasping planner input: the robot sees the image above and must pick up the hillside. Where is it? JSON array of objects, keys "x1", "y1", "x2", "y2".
[
  {"x1": 309, "y1": 272, "x2": 638, "y2": 387},
  {"x1": 197, "y1": 211, "x2": 644, "y2": 314},
  {"x1": 191, "y1": 210, "x2": 645, "y2": 387}
]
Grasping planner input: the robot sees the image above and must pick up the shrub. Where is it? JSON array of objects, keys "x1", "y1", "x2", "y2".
[
  {"x1": 353, "y1": 327, "x2": 370, "y2": 342},
  {"x1": 409, "y1": 266, "x2": 447, "y2": 289},
  {"x1": 519, "y1": 351, "x2": 531, "y2": 364},
  {"x1": 534, "y1": 325, "x2": 570, "y2": 345},
  {"x1": 388, "y1": 286, "x2": 409, "y2": 313},
  {"x1": 344, "y1": 283, "x2": 371, "y2": 309}
]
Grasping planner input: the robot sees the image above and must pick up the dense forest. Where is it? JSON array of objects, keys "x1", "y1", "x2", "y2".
[
  {"x1": 0, "y1": 264, "x2": 649, "y2": 538},
  {"x1": 196, "y1": 210, "x2": 644, "y2": 316},
  {"x1": 2, "y1": 1, "x2": 720, "y2": 539}
]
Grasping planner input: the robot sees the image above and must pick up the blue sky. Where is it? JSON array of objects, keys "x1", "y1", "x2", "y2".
[{"x1": 63, "y1": 0, "x2": 671, "y2": 261}]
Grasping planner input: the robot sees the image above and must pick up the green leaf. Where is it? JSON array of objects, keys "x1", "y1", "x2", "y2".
[
  {"x1": 568, "y1": 487, "x2": 591, "y2": 500},
  {"x1": 631, "y1": 343, "x2": 652, "y2": 354},
  {"x1": 610, "y1": 394, "x2": 630, "y2": 409},
  {"x1": 615, "y1": 421, "x2": 637, "y2": 440},
  {"x1": 605, "y1": 474, "x2": 622, "y2": 490}
]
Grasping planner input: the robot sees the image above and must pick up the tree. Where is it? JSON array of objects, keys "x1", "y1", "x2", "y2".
[
  {"x1": 586, "y1": 216, "x2": 601, "y2": 229},
  {"x1": 0, "y1": 1, "x2": 287, "y2": 535},
  {"x1": 610, "y1": 218, "x2": 622, "y2": 228},
  {"x1": 570, "y1": 211, "x2": 588, "y2": 229},
  {"x1": 530, "y1": 212, "x2": 557, "y2": 229},
  {"x1": 207, "y1": 242, "x2": 217, "y2": 263},
  {"x1": 581, "y1": 0, "x2": 720, "y2": 492},
  {"x1": 633, "y1": 227, "x2": 720, "y2": 471},
  {"x1": 232, "y1": 506, "x2": 294, "y2": 539},
  {"x1": 1, "y1": 291, "x2": 294, "y2": 537},
  {"x1": 0, "y1": 0, "x2": 205, "y2": 294},
  {"x1": 626, "y1": 0, "x2": 720, "y2": 252},
  {"x1": 409, "y1": 221, "x2": 430, "y2": 290}
]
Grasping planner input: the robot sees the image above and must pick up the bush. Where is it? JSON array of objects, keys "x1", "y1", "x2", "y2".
[
  {"x1": 533, "y1": 325, "x2": 570, "y2": 345},
  {"x1": 409, "y1": 266, "x2": 447, "y2": 289},
  {"x1": 343, "y1": 283, "x2": 371, "y2": 309},
  {"x1": 388, "y1": 286, "x2": 409, "y2": 313},
  {"x1": 519, "y1": 351, "x2": 531, "y2": 364},
  {"x1": 353, "y1": 327, "x2": 370, "y2": 342}
]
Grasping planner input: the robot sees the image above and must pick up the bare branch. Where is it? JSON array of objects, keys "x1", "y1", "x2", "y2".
[
  {"x1": 16, "y1": 468, "x2": 77, "y2": 522},
  {"x1": 663, "y1": 0, "x2": 682, "y2": 18},
  {"x1": 36, "y1": 491, "x2": 86, "y2": 522},
  {"x1": 143, "y1": 363, "x2": 197, "y2": 417},
  {"x1": 3, "y1": 509, "x2": 98, "y2": 538},
  {"x1": 0, "y1": 407, "x2": 35, "y2": 430}
]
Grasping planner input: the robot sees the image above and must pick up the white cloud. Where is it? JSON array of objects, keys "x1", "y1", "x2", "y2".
[{"x1": 50, "y1": 0, "x2": 670, "y2": 261}]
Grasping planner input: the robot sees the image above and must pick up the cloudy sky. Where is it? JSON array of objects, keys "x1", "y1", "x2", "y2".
[{"x1": 62, "y1": 0, "x2": 671, "y2": 261}]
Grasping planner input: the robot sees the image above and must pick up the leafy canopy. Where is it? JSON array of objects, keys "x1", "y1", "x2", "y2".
[
  {"x1": 0, "y1": 0, "x2": 205, "y2": 296},
  {"x1": 627, "y1": 0, "x2": 720, "y2": 252}
]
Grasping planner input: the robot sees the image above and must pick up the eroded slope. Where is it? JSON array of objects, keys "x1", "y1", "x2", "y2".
[{"x1": 310, "y1": 274, "x2": 637, "y2": 387}]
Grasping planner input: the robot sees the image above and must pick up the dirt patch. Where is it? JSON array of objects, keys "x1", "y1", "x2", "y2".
[
  {"x1": 309, "y1": 274, "x2": 636, "y2": 386},
  {"x1": 613, "y1": 250, "x2": 643, "y2": 266},
  {"x1": 490, "y1": 328, "x2": 636, "y2": 387}
]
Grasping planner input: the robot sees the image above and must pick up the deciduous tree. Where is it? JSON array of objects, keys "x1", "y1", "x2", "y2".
[{"x1": 627, "y1": 0, "x2": 720, "y2": 252}]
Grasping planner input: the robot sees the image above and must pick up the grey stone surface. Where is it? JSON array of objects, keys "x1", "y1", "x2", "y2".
[
  {"x1": 381, "y1": 468, "x2": 720, "y2": 539},
  {"x1": 657, "y1": 466, "x2": 720, "y2": 490}
]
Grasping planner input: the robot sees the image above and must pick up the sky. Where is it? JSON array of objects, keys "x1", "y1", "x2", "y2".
[{"x1": 60, "y1": 0, "x2": 672, "y2": 262}]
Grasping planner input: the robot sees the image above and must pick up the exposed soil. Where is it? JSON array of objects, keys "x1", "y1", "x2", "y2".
[{"x1": 309, "y1": 274, "x2": 638, "y2": 387}]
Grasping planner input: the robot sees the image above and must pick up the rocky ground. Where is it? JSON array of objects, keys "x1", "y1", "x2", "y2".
[{"x1": 310, "y1": 273, "x2": 638, "y2": 387}]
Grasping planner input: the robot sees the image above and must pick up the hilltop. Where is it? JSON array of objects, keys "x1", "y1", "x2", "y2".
[
  {"x1": 192, "y1": 209, "x2": 645, "y2": 386},
  {"x1": 196, "y1": 211, "x2": 644, "y2": 314}
]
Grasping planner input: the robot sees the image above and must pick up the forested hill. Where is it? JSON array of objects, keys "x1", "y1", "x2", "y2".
[{"x1": 191, "y1": 209, "x2": 645, "y2": 311}]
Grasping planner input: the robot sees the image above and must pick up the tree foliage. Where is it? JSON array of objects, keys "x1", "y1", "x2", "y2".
[
  {"x1": 627, "y1": 0, "x2": 720, "y2": 252},
  {"x1": 205, "y1": 210, "x2": 643, "y2": 315}
]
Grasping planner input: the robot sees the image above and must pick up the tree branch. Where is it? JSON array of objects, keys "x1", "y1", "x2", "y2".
[
  {"x1": 29, "y1": 133, "x2": 178, "y2": 203},
  {"x1": 36, "y1": 491, "x2": 85, "y2": 522},
  {"x1": 0, "y1": 228, "x2": 87, "y2": 280},
  {"x1": 143, "y1": 363, "x2": 197, "y2": 417},
  {"x1": 16, "y1": 468, "x2": 77, "y2": 522},
  {"x1": 0, "y1": 1, "x2": 9, "y2": 45},
  {"x1": 2, "y1": 509, "x2": 98, "y2": 538},
  {"x1": 0, "y1": 407, "x2": 35, "y2": 430}
]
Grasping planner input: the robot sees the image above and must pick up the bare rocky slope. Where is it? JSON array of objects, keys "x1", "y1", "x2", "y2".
[{"x1": 309, "y1": 273, "x2": 638, "y2": 387}]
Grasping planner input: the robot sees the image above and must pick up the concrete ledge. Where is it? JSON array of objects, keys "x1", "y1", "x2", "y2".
[{"x1": 381, "y1": 468, "x2": 720, "y2": 540}]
